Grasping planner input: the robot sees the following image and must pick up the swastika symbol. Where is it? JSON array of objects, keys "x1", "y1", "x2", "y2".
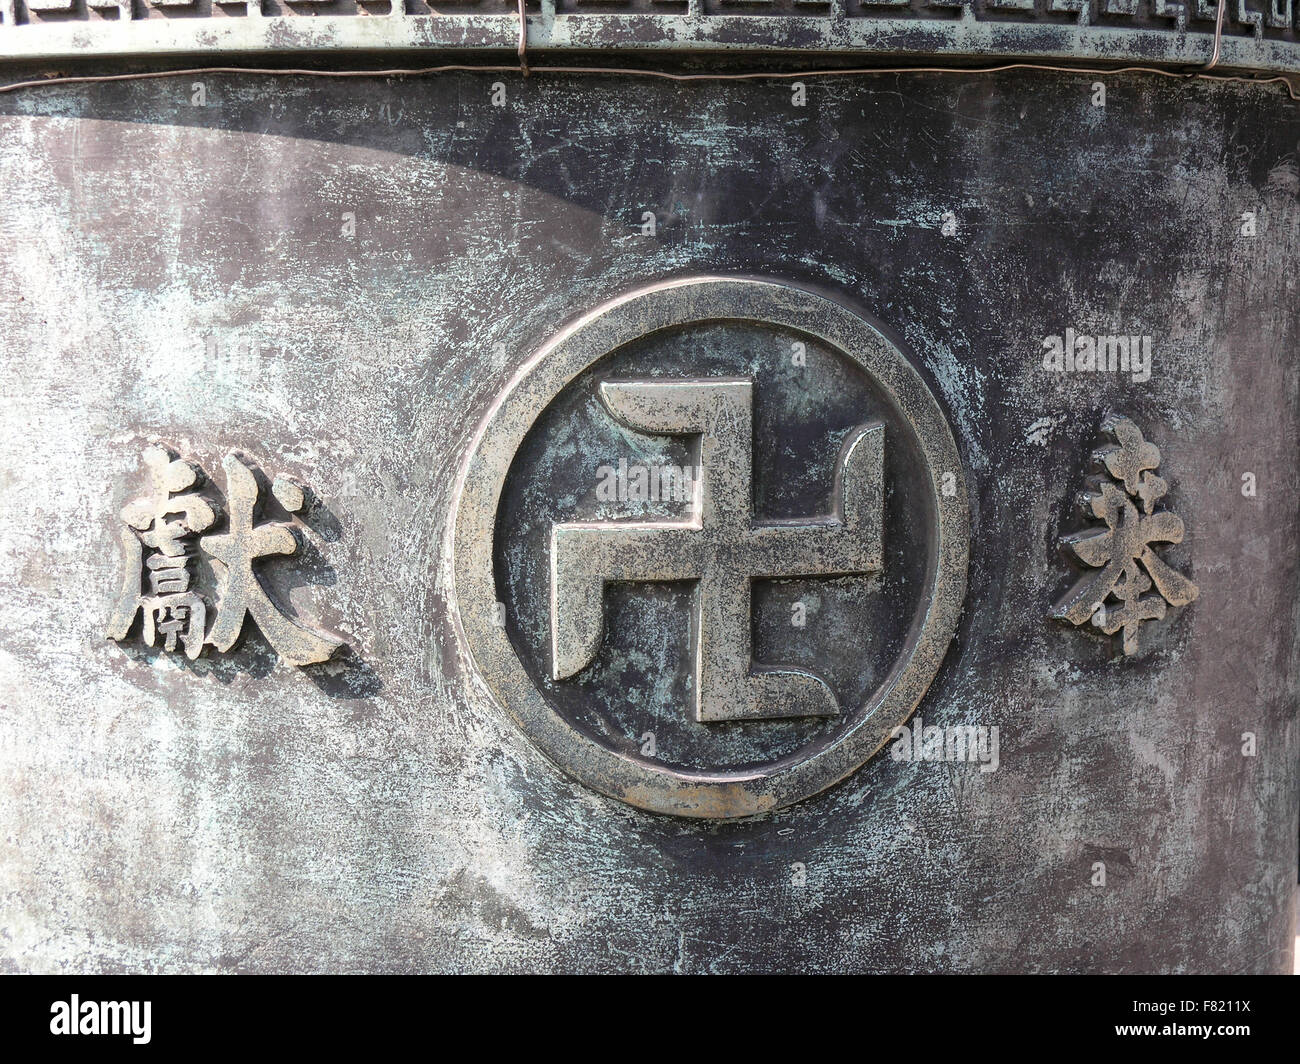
[{"x1": 550, "y1": 377, "x2": 884, "y2": 722}]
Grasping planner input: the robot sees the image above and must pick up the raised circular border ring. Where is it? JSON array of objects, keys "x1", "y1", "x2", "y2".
[{"x1": 449, "y1": 275, "x2": 969, "y2": 819}]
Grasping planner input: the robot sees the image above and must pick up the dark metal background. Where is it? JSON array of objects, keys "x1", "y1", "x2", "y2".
[{"x1": 0, "y1": 67, "x2": 1296, "y2": 971}]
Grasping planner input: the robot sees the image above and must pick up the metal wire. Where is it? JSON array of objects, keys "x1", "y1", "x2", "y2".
[
  {"x1": 0, "y1": 58, "x2": 1295, "y2": 101},
  {"x1": 517, "y1": 0, "x2": 529, "y2": 79},
  {"x1": 1204, "y1": 0, "x2": 1227, "y2": 71}
]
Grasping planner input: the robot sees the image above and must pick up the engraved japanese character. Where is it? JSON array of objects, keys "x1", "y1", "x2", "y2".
[
  {"x1": 106, "y1": 444, "x2": 217, "y2": 660},
  {"x1": 108, "y1": 444, "x2": 345, "y2": 667},
  {"x1": 1052, "y1": 416, "x2": 1198, "y2": 655},
  {"x1": 201, "y1": 452, "x2": 343, "y2": 667}
]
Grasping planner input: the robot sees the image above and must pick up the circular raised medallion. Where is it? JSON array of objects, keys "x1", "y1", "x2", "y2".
[{"x1": 449, "y1": 276, "x2": 968, "y2": 818}]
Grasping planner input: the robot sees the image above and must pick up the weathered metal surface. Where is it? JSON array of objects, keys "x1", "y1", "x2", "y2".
[
  {"x1": 0, "y1": 66, "x2": 1297, "y2": 971},
  {"x1": 1, "y1": 2, "x2": 1300, "y2": 75}
]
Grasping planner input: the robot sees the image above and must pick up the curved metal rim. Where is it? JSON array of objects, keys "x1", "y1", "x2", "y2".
[
  {"x1": 449, "y1": 274, "x2": 970, "y2": 819},
  {"x1": 2, "y1": 12, "x2": 1299, "y2": 77}
]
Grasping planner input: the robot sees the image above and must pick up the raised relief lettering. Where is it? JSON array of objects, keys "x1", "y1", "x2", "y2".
[
  {"x1": 1052, "y1": 415, "x2": 1198, "y2": 655},
  {"x1": 108, "y1": 445, "x2": 344, "y2": 666}
]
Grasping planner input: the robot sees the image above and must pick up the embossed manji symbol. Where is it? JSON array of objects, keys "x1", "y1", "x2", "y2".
[
  {"x1": 449, "y1": 277, "x2": 969, "y2": 818},
  {"x1": 551, "y1": 379, "x2": 883, "y2": 722}
]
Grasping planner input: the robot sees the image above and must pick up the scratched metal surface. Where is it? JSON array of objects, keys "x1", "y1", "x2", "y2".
[{"x1": 0, "y1": 68, "x2": 1297, "y2": 972}]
